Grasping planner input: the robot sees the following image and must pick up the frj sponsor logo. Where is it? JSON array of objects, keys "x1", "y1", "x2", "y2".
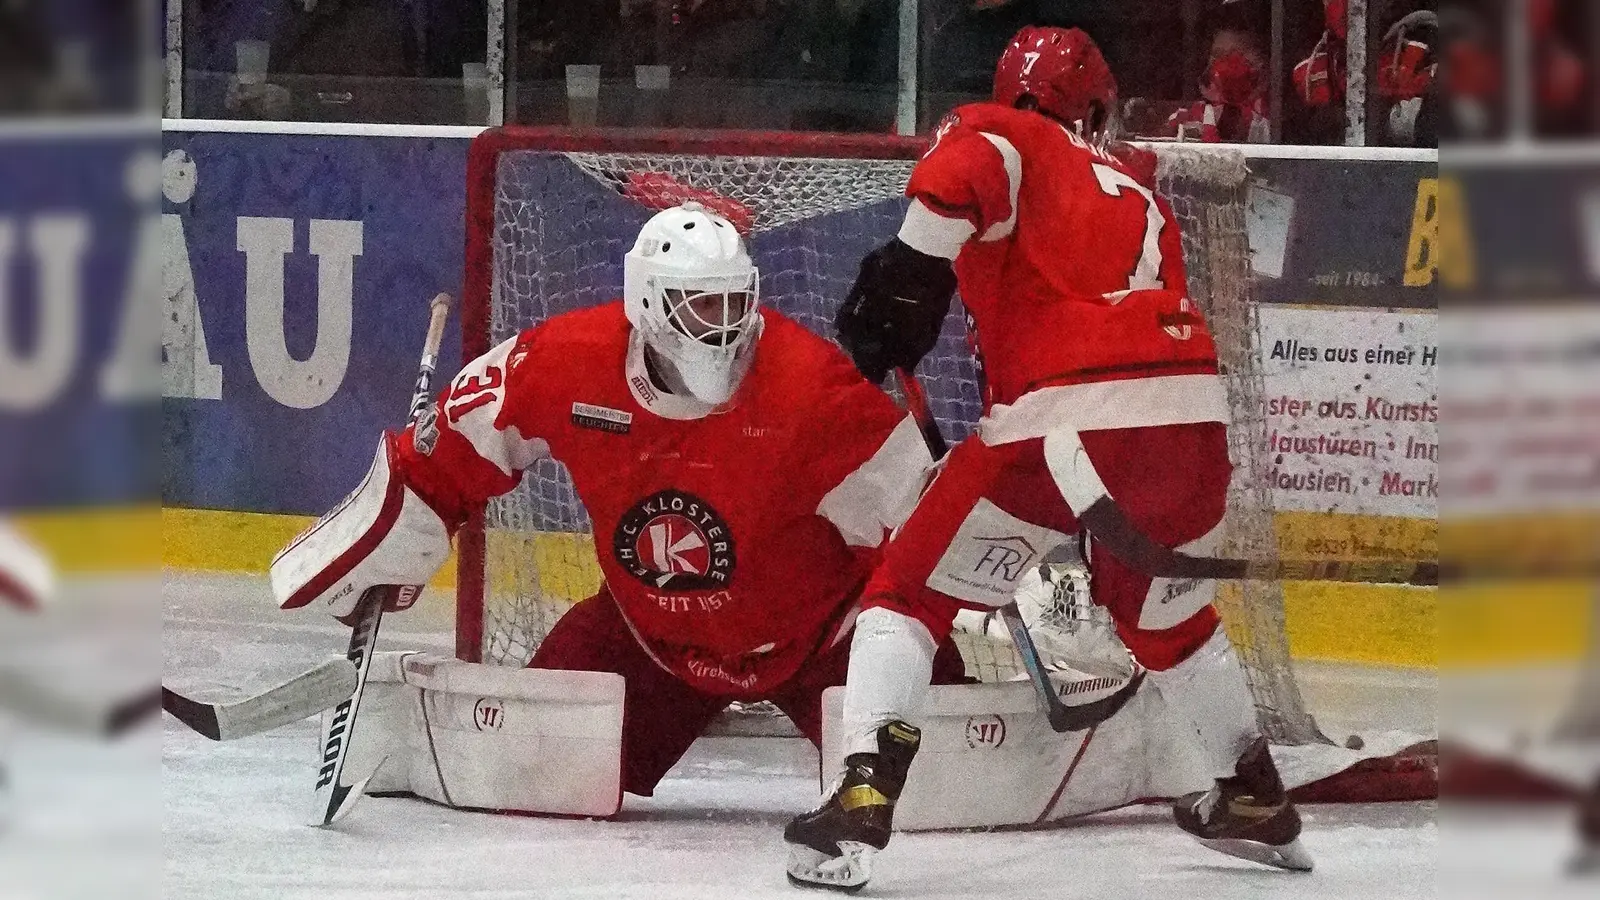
[
  {"x1": 612, "y1": 489, "x2": 737, "y2": 590},
  {"x1": 474, "y1": 697, "x2": 505, "y2": 731},
  {"x1": 970, "y1": 535, "x2": 1038, "y2": 584},
  {"x1": 965, "y1": 715, "x2": 1006, "y2": 749}
]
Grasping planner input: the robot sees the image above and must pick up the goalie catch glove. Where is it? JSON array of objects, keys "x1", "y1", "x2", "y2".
[{"x1": 835, "y1": 239, "x2": 957, "y2": 384}]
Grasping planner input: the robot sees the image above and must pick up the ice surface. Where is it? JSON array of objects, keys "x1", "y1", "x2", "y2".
[
  {"x1": 163, "y1": 573, "x2": 1440, "y2": 900},
  {"x1": 3, "y1": 575, "x2": 161, "y2": 900}
]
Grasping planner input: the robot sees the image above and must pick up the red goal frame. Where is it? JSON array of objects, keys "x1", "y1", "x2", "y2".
[{"x1": 455, "y1": 126, "x2": 928, "y2": 662}]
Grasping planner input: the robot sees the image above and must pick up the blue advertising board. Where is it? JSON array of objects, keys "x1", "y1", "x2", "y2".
[
  {"x1": 0, "y1": 125, "x2": 158, "y2": 510},
  {"x1": 161, "y1": 131, "x2": 466, "y2": 514}
]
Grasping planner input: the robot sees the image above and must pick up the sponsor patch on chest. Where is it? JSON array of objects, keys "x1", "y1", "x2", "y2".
[
  {"x1": 612, "y1": 489, "x2": 737, "y2": 590},
  {"x1": 571, "y1": 402, "x2": 633, "y2": 434}
]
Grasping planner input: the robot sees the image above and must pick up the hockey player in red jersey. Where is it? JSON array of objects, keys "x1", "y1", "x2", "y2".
[
  {"x1": 272, "y1": 202, "x2": 967, "y2": 800},
  {"x1": 784, "y1": 26, "x2": 1311, "y2": 890}
]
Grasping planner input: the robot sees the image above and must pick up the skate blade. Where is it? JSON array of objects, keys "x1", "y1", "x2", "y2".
[
  {"x1": 1196, "y1": 836, "x2": 1314, "y2": 872},
  {"x1": 785, "y1": 841, "x2": 876, "y2": 893}
]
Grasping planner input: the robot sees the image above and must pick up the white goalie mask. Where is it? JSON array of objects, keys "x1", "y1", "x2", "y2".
[{"x1": 623, "y1": 202, "x2": 761, "y2": 405}]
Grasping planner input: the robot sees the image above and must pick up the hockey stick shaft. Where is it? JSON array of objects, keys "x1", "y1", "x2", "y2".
[
  {"x1": 312, "y1": 292, "x2": 452, "y2": 827},
  {"x1": 162, "y1": 659, "x2": 358, "y2": 742},
  {"x1": 896, "y1": 370, "x2": 1134, "y2": 733},
  {"x1": 1074, "y1": 495, "x2": 1438, "y2": 586}
]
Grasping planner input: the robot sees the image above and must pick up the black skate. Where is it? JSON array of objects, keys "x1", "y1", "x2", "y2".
[
  {"x1": 784, "y1": 721, "x2": 920, "y2": 892},
  {"x1": 1173, "y1": 736, "x2": 1314, "y2": 872}
]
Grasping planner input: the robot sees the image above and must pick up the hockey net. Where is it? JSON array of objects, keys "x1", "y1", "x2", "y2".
[{"x1": 456, "y1": 127, "x2": 1323, "y2": 747}]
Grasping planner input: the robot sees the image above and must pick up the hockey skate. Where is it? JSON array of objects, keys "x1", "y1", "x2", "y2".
[
  {"x1": 784, "y1": 721, "x2": 920, "y2": 893},
  {"x1": 1173, "y1": 736, "x2": 1314, "y2": 872}
]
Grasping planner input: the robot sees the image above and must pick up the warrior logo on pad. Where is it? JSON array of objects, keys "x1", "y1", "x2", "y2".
[{"x1": 613, "y1": 489, "x2": 737, "y2": 590}]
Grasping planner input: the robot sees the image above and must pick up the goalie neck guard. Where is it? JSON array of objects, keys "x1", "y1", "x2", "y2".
[{"x1": 623, "y1": 203, "x2": 762, "y2": 407}]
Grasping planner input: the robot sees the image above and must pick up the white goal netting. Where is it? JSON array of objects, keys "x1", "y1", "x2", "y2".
[{"x1": 459, "y1": 133, "x2": 1324, "y2": 746}]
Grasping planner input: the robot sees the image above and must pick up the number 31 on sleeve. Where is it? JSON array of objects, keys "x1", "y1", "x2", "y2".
[{"x1": 446, "y1": 365, "x2": 503, "y2": 424}]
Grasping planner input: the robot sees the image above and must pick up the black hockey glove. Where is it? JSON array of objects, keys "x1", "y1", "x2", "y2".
[{"x1": 835, "y1": 239, "x2": 957, "y2": 384}]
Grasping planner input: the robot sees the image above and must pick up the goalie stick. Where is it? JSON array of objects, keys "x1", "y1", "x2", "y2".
[
  {"x1": 311, "y1": 292, "x2": 453, "y2": 828},
  {"x1": 896, "y1": 370, "x2": 1143, "y2": 734},
  {"x1": 162, "y1": 658, "x2": 357, "y2": 741}
]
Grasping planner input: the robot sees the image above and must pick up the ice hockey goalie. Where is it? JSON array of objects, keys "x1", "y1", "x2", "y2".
[{"x1": 271, "y1": 202, "x2": 968, "y2": 815}]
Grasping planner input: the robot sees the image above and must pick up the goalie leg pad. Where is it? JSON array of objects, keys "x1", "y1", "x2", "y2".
[
  {"x1": 337, "y1": 651, "x2": 626, "y2": 817},
  {"x1": 821, "y1": 671, "x2": 1206, "y2": 830},
  {"x1": 271, "y1": 435, "x2": 451, "y2": 617}
]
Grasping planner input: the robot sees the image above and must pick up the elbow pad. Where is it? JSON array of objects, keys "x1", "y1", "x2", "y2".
[{"x1": 271, "y1": 434, "x2": 452, "y2": 618}]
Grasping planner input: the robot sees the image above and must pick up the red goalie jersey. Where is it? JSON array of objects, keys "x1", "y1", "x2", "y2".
[
  {"x1": 906, "y1": 103, "x2": 1223, "y2": 425},
  {"x1": 394, "y1": 303, "x2": 931, "y2": 696}
]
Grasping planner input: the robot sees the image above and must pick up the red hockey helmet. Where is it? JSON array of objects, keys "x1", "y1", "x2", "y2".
[{"x1": 994, "y1": 26, "x2": 1118, "y2": 139}]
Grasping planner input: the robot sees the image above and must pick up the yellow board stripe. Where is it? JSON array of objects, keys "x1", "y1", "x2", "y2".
[
  {"x1": 9, "y1": 506, "x2": 161, "y2": 572},
  {"x1": 157, "y1": 507, "x2": 460, "y2": 590},
  {"x1": 13, "y1": 505, "x2": 1565, "y2": 670}
]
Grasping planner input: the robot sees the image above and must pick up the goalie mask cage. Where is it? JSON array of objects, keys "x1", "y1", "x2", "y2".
[{"x1": 456, "y1": 126, "x2": 1323, "y2": 747}]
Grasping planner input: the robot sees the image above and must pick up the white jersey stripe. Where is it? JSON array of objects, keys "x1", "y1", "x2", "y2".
[{"x1": 816, "y1": 415, "x2": 936, "y2": 548}]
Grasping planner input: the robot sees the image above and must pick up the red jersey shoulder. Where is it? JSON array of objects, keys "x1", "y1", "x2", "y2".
[
  {"x1": 940, "y1": 102, "x2": 1152, "y2": 186},
  {"x1": 748, "y1": 311, "x2": 902, "y2": 419},
  {"x1": 751, "y1": 311, "x2": 874, "y2": 392},
  {"x1": 508, "y1": 300, "x2": 630, "y2": 375},
  {"x1": 752, "y1": 310, "x2": 844, "y2": 374}
]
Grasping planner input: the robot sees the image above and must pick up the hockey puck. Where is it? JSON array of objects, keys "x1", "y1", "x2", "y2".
[{"x1": 1345, "y1": 734, "x2": 1365, "y2": 751}]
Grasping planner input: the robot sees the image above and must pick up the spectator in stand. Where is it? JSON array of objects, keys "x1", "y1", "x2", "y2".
[
  {"x1": 1165, "y1": 27, "x2": 1269, "y2": 143},
  {"x1": 1375, "y1": 10, "x2": 1437, "y2": 147},
  {"x1": 1289, "y1": 0, "x2": 1347, "y2": 144},
  {"x1": 1438, "y1": 0, "x2": 1584, "y2": 141}
]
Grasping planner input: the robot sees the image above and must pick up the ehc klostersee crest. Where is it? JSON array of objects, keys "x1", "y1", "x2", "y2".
[{"x1": 612, "y1": 489, "x2": 737, "y2": 590}]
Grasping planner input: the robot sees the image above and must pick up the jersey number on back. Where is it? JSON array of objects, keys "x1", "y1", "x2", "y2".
[{"x1": 1091, "y1": 163, "x2": 1166, "y2": 292}]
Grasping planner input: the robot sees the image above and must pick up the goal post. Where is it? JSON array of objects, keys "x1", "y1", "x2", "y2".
[{"x1": 454, "y1": 126, "x2": 1325, "y2": 747}]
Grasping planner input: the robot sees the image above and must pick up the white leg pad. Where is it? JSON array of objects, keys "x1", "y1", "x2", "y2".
[
  {"x1": 335, "y1": 652, "x2": 626, "y2": 817},
  {"x1": 822, "y1": 668, "x2": 1210, "y2": 830},
  {"x1": 840, "y1": 608, "x2": 936, "y2": 758},
  {"x1": 1144, "y1": 626, "x2": 1261, "y2": 780}
]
